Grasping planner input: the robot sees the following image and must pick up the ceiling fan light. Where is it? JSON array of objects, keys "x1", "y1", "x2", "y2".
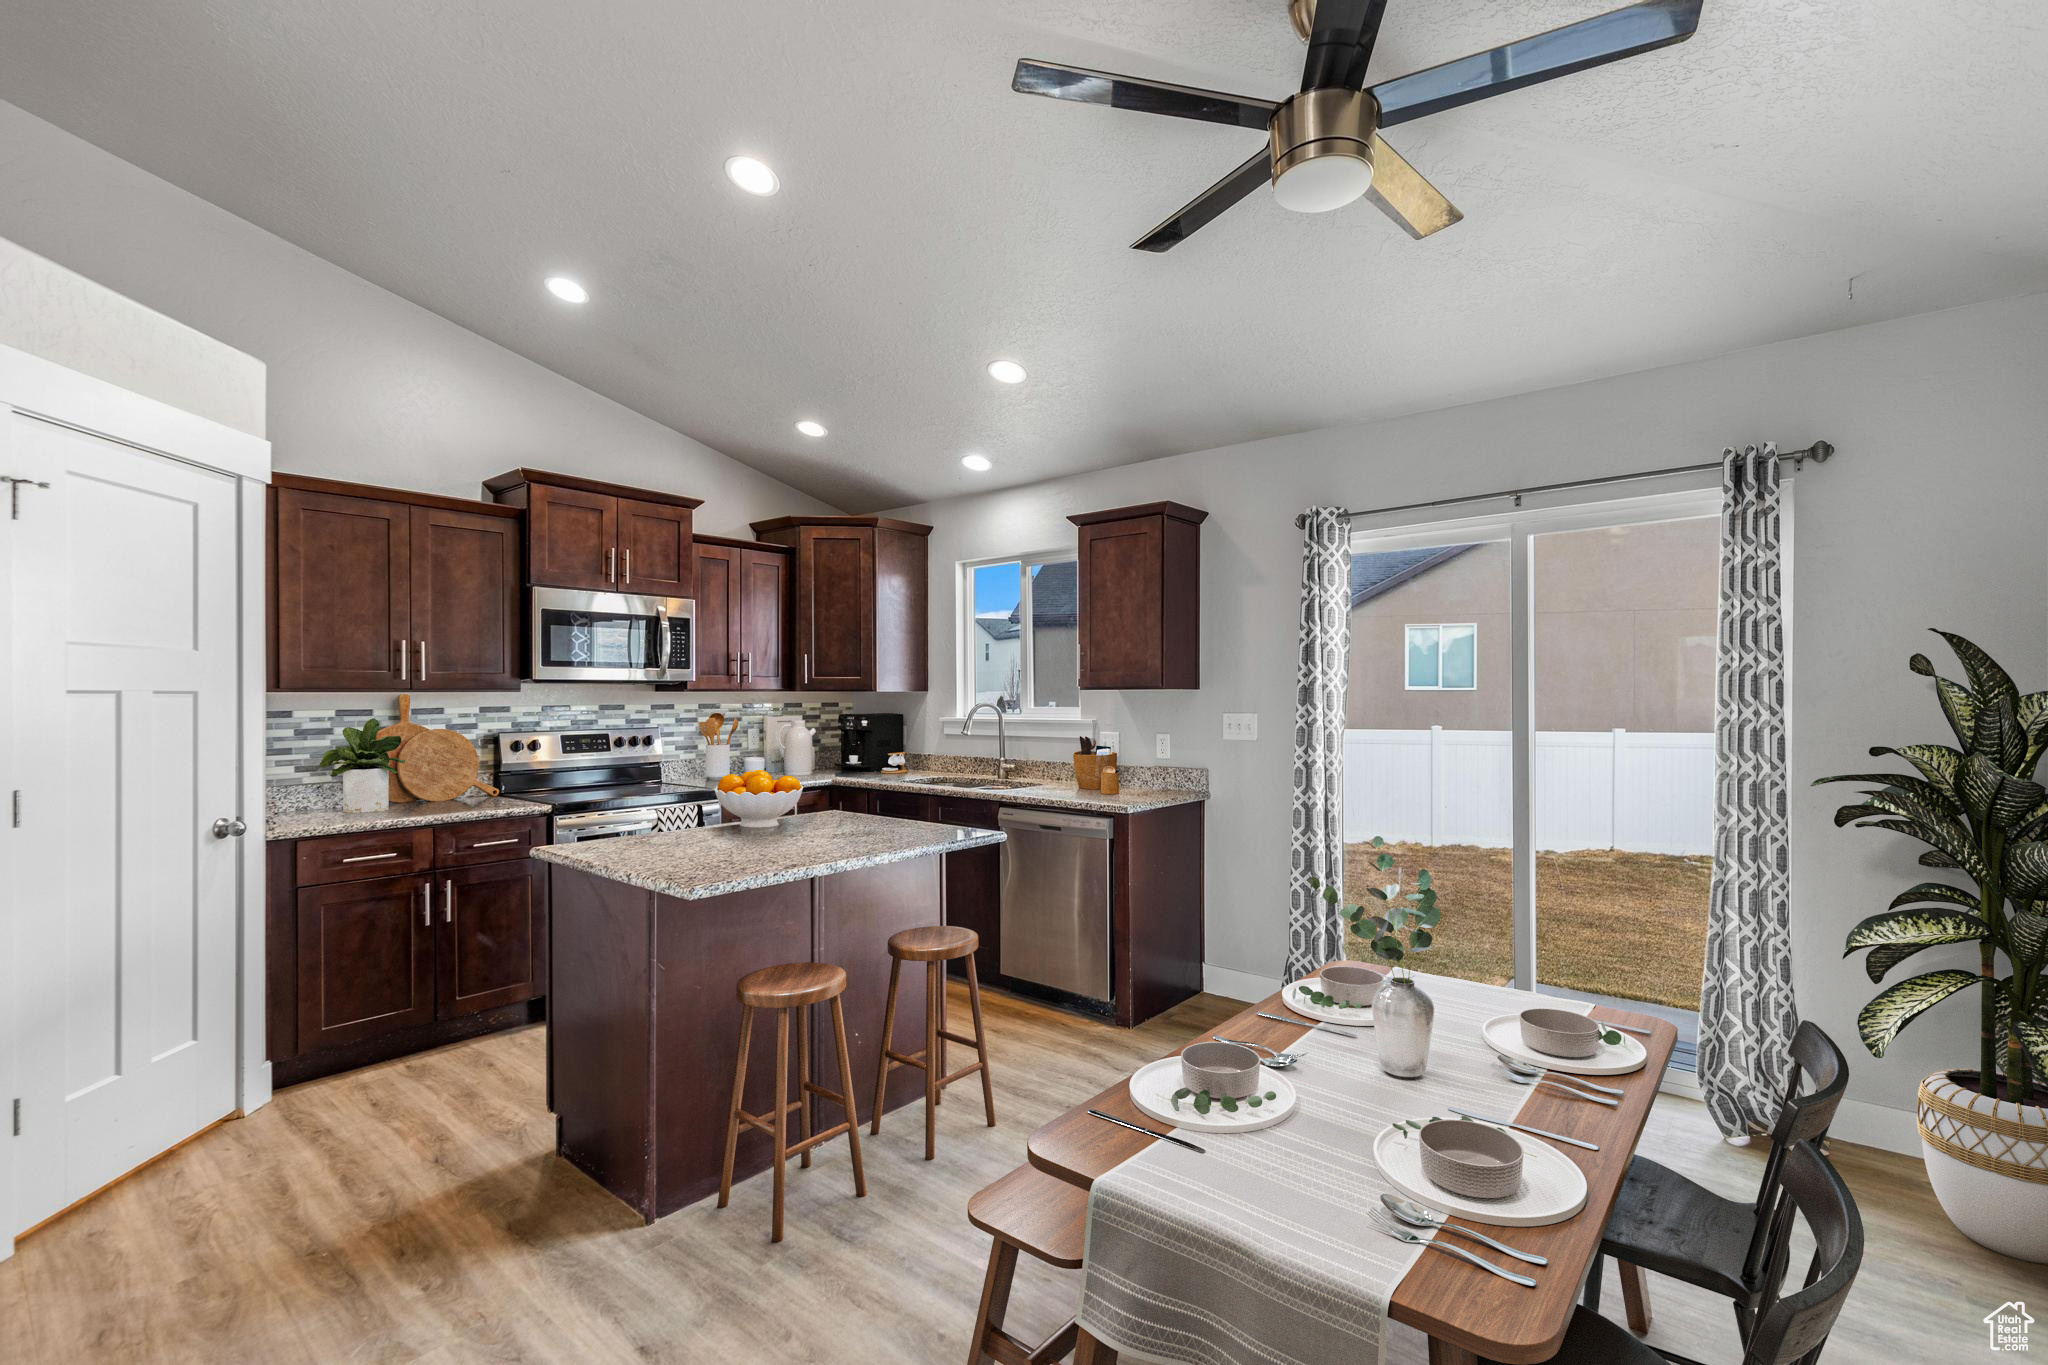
[
  {"x1": 1268, "y1": 87, "x2": 1378, "y2": 214},
  {"x1": 1272, "y1": 147, "x2": 1373, "y2": 213}
]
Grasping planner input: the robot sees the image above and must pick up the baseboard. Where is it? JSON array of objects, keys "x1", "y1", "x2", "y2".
[
  {"x1": 1202, "y1": 964, "x2": 1280, "y2": 1004},
  {"x1": 1827, "y1": 1096, "x2": 1921, "y2": 1157}
]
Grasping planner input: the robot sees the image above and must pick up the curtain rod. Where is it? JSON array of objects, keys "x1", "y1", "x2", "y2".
[{"x1": 1297, "y1": 441, "x2": 1836, "y2": 528}]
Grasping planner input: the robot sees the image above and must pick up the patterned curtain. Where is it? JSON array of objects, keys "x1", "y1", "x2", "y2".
[
  {"x1": 1699, "y1": 445, "x2": 1797, "y2": 1137},
  {"x1": 1286, "y1": 508, "x2": 1353, "y2": 984}
]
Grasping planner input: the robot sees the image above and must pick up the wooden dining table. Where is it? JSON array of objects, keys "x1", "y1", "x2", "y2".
[{"x1": 1027, "y1": 968, "x2": 1677, "y2": 1365}]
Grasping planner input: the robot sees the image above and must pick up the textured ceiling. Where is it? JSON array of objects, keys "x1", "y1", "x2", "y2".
[{"x1": 2, "y1": 0, "x2": 2044, "y2": 509}]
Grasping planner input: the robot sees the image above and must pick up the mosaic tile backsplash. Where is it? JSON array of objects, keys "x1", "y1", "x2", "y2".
[{"x1": 267, "y1": 689, "x2": 847, "y2": 785}]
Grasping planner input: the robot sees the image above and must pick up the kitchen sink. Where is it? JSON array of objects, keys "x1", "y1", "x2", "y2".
[{"x1": 902, "y1": 777, "x2": 1037, "y2": 790}]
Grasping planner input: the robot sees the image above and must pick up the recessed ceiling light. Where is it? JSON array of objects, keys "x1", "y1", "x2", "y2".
[
  {"x1": 961, "y1": 453, "x2": 993, "y2": 472},
  {"x1": 544, "y1": 276, "x2": 589, "y2": 304},
  {"x1": 986, "y1": 359, "x2": 1027, "y2": 385},
  {"x1": 725, "y1": 155, "x2": 780, "y2": 196},
  {"x1": 795, "y1": 419, "x2": 827, "y2": 438}
]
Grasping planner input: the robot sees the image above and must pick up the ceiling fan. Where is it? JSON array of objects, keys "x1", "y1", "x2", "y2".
[{"x1": 1013, "y1": 0, "x2": 1702, "y2": 251}]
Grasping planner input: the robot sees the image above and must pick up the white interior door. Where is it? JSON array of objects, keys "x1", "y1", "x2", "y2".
[{"x1": 9, "y1": 412, "x2": 240, "y2": 1232}]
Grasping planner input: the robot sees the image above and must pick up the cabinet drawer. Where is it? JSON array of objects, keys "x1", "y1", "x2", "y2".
[
  {"x1": 434, "y1": 816, "x2": 547, "y2": 868},
  {"x1": 796, "y1": 789, "x2": 830, "y2": 815},
  {"x1": 295, "y1": 827, "x2": 435, "y2": 886}
]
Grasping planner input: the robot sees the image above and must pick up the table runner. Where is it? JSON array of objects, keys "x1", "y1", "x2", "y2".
[{"x1": 1077, "y1": 973, "x2": 1595, "y2": 1365}]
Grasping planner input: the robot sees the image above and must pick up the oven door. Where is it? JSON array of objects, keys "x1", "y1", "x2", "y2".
[
  {"x1": 551, "y1": 808, "x2": 662, "y2": 843},
  {"x1": 531, "y1": 586, "x2": 695, "y2": 683}
]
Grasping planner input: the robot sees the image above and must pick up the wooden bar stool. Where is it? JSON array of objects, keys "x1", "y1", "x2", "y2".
[
  {"x1": 873, "y1": 925, "x2": 995, "y2": 1159},
  {"x1": 966, "y1": 1164, "x2": 1087, "y2": 1365},
  {"x1": 718, "y1": 961, "x2": 866, "y2": 1243}
]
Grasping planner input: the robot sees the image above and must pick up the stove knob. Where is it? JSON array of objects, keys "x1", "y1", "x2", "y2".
[
  {"x1": 632, "y1": 735, "x2": 645, "y2": 747},
  {"x1": 613, "y1": 735, "x2": 626, "y2": 748},
  {"x1": 508, "y1": 740, "x2": 524, "y2": 753}
]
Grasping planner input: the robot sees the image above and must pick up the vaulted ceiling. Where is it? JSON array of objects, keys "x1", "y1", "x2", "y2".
[{"x1": 2, "y1": 1, "x2": 2043, "y2": 509}]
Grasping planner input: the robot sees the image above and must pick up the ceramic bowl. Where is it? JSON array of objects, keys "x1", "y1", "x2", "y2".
[
  {"x1": 1418, "y1": 1120, "x2": 1524, "y2": 1200},
  {"x1": 1179, "y1": 1041, "x2": 1262, "y2": 1099},
  {"x1": 716, "y1": 788, "x2": 802, "y2": 829},
  {"x1": 1520, "y1": 1007, "x2": 1604, "y2": 1059},
  {"x1": 1320, "y1": 963, "x2": 1386, "y2": 1006}
]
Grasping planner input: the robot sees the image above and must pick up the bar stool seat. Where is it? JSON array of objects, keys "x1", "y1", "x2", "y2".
[
  {"x1": 874, "y1": 925, "x2": 996, "y2": 1160},
  {"x1": 719, "y1": 960, "x2": 866, "y2": 1243},
  {"x1": 965, "y1": 1165, "x2": 1087, "y2": 1365}
]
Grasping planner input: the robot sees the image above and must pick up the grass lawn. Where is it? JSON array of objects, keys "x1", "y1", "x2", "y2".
[{"x1": 1340, "y1": 841, "x2": 1713, "y2": 1010}]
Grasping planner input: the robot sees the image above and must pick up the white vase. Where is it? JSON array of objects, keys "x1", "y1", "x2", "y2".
[
  {"x1": 340, "y1": 767, "x2": 389, "y2": 814},
  {"x1": 1918, "y1": 1069, "x2": 2048, "y2": 1262}
]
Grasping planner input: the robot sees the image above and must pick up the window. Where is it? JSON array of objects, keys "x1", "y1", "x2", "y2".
[
  {"x1": 961, "y1": 553, "x2": 1079, "y2": 715},
  {"x1": 1405, "y1": 623, "x2": 1477, "y2": 690}
]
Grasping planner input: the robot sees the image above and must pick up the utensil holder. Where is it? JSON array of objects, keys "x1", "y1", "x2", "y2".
[
  {"x1": 705, "y1": 743, "x2": 732, "y2": 779},
  {"x1": 1073, "y1": 753, "x2": 1101, "y2": 790}
]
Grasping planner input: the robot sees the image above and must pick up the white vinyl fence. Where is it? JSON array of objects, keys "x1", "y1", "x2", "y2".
[{"x1": 1343, "y1": 728, "x2": 1714, "y2": 855}]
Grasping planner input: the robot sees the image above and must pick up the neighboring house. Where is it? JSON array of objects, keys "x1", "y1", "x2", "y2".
[
  {"x1": 1026, "y1": 559, "x2": 1079, "y2": 708},
  {"x1": 1347, "y1": 517, "x2": 1720, "y2": 732},
  {"x1": 973, "y1": 613, "x2": 1019, "y2": 708}
]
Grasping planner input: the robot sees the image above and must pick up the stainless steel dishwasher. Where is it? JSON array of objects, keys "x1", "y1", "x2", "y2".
[{"x1": 998, "y1": 807, "x2": 1113, "y2": 1000}]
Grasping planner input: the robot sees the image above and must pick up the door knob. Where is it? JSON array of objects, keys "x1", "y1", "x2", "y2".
[{"x1": 211, "y1": 817, "x2": 248, "y2": 839}]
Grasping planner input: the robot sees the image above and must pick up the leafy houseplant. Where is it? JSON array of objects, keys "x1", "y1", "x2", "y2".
[
  {"x1": 1309, "y1": 837, "x2": 1442, "y2": 975},
  {"x1": 319, "y1": 718, "x2": 403, "y2": 814}
]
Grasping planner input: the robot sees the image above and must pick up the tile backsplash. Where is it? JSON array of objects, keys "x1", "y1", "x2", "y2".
[{"x1": 267, "y1": 687, "x2": 846, "y2": 785}]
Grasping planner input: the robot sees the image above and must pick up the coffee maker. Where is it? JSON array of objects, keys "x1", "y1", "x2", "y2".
[{"x1": 838, "y1": 712, "x2": 904, "y2": 772}]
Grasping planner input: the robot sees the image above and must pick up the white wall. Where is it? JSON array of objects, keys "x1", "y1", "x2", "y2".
[
  {"x1": 886, "y1": 290, "x2": 2048, "y2": 1133},
  {"x1": 0, "y1": 100, "x2": 835, "y2": 535}
]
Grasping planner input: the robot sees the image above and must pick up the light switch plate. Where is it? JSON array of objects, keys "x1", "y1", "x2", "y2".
[
  {"x1": 1223, "y1": 713, "x2": 1258, "y2": 741},
  {"x1": 1155, "y1": 733, "x2": 1171, "y2": 760}
]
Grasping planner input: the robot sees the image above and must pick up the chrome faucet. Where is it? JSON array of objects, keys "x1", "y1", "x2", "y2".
[{"x1": 963, "y1": 702, "x2": 1014, "y2": 778}]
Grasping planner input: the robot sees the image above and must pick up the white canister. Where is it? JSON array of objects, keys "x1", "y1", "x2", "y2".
[
  {"x1": 704, "y1": 743, "x2": 732, "y2": 779},
  {"x1": 782, "y1": 724, "x2": 817, "y2": 776},
  {"x1": 341, "y1": 767, "x2": 390, "y2": 814}
]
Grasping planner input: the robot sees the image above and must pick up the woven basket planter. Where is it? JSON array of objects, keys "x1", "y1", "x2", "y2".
[{"x1": 1918, "y1": 1069, "x2": 2048, "y2": 1262}]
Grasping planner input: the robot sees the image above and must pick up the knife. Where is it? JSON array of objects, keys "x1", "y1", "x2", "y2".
[
  {"x1": 1256, "y1": 1010, "x2": 1354, "y2": 1038},
  {"x1": 1449, "y1": 1106, "x2": 1599, "y2": 1151},
  {"x1": 1088, "y1": 1109, "x2": 1204, "y2": 1153}
]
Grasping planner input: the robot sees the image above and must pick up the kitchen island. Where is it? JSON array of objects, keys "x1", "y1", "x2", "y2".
[{"x1": 533, "y1": 810, "x2": 1005, "y2": 1221}]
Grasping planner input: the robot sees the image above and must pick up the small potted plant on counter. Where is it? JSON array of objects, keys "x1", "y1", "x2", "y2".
[{"x1": 319, "y1": 718, "x2": 404, "y2": 814}]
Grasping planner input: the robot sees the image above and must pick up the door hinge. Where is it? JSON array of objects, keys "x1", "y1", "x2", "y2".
[{"x1": 1, "y1": 475, "x2": 51, "y2": 520}]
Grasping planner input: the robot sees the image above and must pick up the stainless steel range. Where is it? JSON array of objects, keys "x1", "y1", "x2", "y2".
[{"x1": 494, "y1": 727, "x2": 719, "y2": 843}]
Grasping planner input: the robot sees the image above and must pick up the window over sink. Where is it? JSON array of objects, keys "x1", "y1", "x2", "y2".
[{"x1": 959, "y1": 552, "x2": 1080, "y2": 718}]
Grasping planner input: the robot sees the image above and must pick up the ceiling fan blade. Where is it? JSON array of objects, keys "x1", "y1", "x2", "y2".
[
  {"x1": 1363, "y1": 135, "x2": 1461, "y2": 239},
  {"x1": 1013, "y1": 59, "x2": 1278, "y2": 131},
  {"x1": 1301, "y1": 0, "x2": 1391, "y2": 91},
  {"x1": 1131, "y1": 149, "x2": 1273, "y2": 253},
  {"x1": 1371, "y1": 0, "x2": 1702, "y2": 129}
]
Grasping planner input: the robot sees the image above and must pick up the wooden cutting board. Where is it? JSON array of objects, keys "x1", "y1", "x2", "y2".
[
  {"x1": 386, "y1": 694, "x2": 428, "y2": 804},
  {"x1": 397, "y1": 728, "x2": 498, "y2": 803}
]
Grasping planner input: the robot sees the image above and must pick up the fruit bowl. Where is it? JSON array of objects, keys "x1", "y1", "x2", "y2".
[{"x1": 717, "y1": 787, "x2": 802, "y2": 829}]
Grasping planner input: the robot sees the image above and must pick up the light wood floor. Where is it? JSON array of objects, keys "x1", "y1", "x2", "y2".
[{"x1": 1, "y1": 985, "x2": 2031, "y2": 1362}]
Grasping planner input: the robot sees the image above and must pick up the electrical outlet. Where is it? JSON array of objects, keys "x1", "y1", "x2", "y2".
[
  {"x1": 1223, "y1": 713, "x2": 1258, "y2": 741},
  {"x1": 1155, "y1": 733, "x2": 1171, "y2": 760},
  {"x1": 1099, "y1": 730, "x2": 1120, "y2": 753}
]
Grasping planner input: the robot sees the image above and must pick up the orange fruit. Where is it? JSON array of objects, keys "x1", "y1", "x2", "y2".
[
  {"x1": 717, "y1": 774, "x2": 744, "y2": 793},
  {"x1": 743, "y1": 772, "x2": 775, "y2": 795},
  {"x1": 773, "y1": 775, "x2": 802, "y2": 793}
]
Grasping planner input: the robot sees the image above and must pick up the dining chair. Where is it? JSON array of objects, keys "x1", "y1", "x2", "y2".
[
  {"x1": 1489, "y1": 1140, "x2": 1863, "y2": 1365},
  {"x1": 1583, "y1": 1021, "x2": 1848, "y2": 1340}
]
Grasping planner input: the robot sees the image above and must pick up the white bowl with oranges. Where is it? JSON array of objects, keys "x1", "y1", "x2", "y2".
[{"x1": 715, "y1": 770, "x2": 804, "y2": 829}]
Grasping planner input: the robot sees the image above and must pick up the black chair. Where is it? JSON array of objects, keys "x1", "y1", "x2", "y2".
[
  {"x1": 1488, "y1": 1141, "x2": 1863, "y2": 1365},
  {"x1": 1584, "y1": 1021, "x2": 1848, "y2": 1340}
]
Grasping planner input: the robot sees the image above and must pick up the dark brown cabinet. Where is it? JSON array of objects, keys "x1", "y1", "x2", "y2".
[
  {"x1": 750, "y1": 516, "x2": 931, "y2": 692},
  {"x1": 436, "y1": 859, "x2": 547, "y2": 1018},
  {"x1": 485, "y1": 469, "x2": 702, "y2": 598},
  {"x1": 270, "y1": 475, "x2": 521, "y2": 692},
  {"x1": 688, "y1": 536, "x2": 791, "y2": 691},
  {"x1": 1069, "y1": 501, "x2": 1207, "y2": 690},
  {"x1": 936, "y1": 798, "x2": 1002, "y2": 986},
  {"x1": 296, "y1": 874, "x2": 437, "y2": 1052}
]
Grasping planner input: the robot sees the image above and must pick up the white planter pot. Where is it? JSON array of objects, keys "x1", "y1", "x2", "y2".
[
  {"x1": 340, "y1": 767, "x2": 390, "y2": 814},
  {"x1": 1918, "y1": 1069, "x2": 2048, "y2": 1262}
]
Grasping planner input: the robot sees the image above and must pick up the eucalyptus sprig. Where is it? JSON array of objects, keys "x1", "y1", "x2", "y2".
[
  {"x1": 1309, "y1": 836, "x2": 1444, "y2": 978},
  {"x1": 1171, "y1": 1087, "x2": 1279, "y2": 1116}
]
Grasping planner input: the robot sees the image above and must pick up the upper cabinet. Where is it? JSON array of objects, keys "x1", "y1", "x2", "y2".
[
  {"x1": 689, "y1": 536, "x2": 791, "y2": 691},
  {"x1": 483, "y1": 469, "x2": 700, "y2": 598},
  {"x1": 1068, "y1": 501, "x2": 1207, "y2": 690},
  {"x1": 750, "y1": 516, "x2": 931, "y2": 692},
  {"x1": 271, "y1": 475, "x2": 521, "y2": 692}
]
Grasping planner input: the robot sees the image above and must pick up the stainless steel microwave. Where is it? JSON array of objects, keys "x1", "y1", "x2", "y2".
[{"x1": 530, "y1": 585, "x2": 694, "y2": 683}]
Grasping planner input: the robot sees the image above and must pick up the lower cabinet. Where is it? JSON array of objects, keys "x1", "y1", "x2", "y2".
[
  {"x1": 437, "y1": 859, "x2": 549, "y2": 1018},
  {"x1": 296, "y1": 874, "x2": 438, "y2": 1052},
  {"x1": 936, "y1": 798, "x2": 1002, "y2": 985},
  {"x1": 827, "y1": 785, "x2": 871, "y2": 814}
]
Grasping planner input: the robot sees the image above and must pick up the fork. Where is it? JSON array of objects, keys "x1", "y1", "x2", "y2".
[
  {"x1": 1497, "y1": 1066, "x2": 1619, "y2": 1107},
  {"x1": 1368, "y1": 1211, "x2": 1537, "y2": 1287},
  {"x1": 1212, "y1": 1035, "x2": 1303, "y2": 1068}
]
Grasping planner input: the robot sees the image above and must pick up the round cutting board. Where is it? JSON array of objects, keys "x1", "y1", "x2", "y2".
[
  {"x1": 1127, "y1": 1057, "x2": 1298, "y2": 1134},
  {"x1": 398, "y1": 728, "x2": 495, "y2": 803},
  {"x1": 1482, "y1": 1012, "x2": 1648, "y2": 1076},
  {"x1": 386, "y1": 694, "x2": 428, "y2": 804},
  {"x1": 1372, "y1": 1123, "x2": 1587, "y2": 1227},
  {"x1": 1281, "y1": 976, "x2": 1377, "y2": 1026}
]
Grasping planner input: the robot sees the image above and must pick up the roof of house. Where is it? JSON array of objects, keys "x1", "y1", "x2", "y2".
[
  {"x1": 976, "y1": 614, "x2": 1019, "y2": 642},
  {"x1": 1015, "y1": 559, "x2": 1077, "y2": 629},
  {"x1": 1349, "y1": 544, "x2": 1477, "y2": 608}
]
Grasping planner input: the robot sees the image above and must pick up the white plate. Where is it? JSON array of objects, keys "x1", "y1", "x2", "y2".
[
  {"x1": 1373, "y1": 1123, "x2": 1588, "y2": 1227},
  {"x1": 1127, "y1": 1057, "x2": 1299, "y2": 1134},
  {"x1": 1481, "y1": 1012, "x2": 1648, "y2": 1076},
  {"x1": 1280, "y1": 975, "x2": 1377, "y2": 1026}
]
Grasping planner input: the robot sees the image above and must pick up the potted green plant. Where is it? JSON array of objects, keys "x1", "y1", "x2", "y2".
[
  {"x1": 319, "y1": 718, "x2": 404, "y2": 814},
  {"x1": 1309, "y1": 838, "x2": 1445, "y2": 1077},
  {"x1": 1816, "y1": 631, "x2": 2048, "y2": 1260}
]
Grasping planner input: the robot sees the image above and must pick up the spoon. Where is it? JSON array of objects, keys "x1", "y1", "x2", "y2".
[
  {"x1": 1497, "y1": 1065, "x2": 1619, "y2": 1106},
  {"x1": 1495, "y1": 1057, "x2": 1625, "y2": 1097},
  {"x1": 1379, "y1": 1194, "x2": 1548, "y2": 1266},
  {"x1": 1211, "y1": 1035, "x2": 1301, "y2": 1069}
]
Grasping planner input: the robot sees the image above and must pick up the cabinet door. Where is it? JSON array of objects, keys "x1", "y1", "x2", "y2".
[
  {"x1": 798, "y1": 525, "x2": 874, "y2": 689},
  {"x1": 296, "y1": 875, "x2": 435, "y2": 1051},
  {"x1": 410, "y1": 506, "x2": 520, "y2": 690},
  {"x1": 618, "y1": 497, "x2": 694, "y2": 597},
  {"x1": 527, "y1": 483, "x2": 618, "y2": 590},
  {"x1": 436, "y1": 859, "x2": 547, "y2": 1019},
  {"x1": 738, "y1": 547, "x2": 789, "y2": 689},
  {"x1": 828, "y1": 786, "x2": 872, "y2": 814},
  {"x1": 870, "y1": 790, "x2": 935, "y2": 822},
  {"x1": 275, "y1": 488, "x2": 411, "y2": 690},
  {"x1": 937, "y1": 799, "x2": 1002, "y2": 983},
  {"x1": 1077, "y1": 514, "x2": 1164, "y2": 689},
  {"x1": 691, "y1": 542, "x2": 742, "y2": 689}
]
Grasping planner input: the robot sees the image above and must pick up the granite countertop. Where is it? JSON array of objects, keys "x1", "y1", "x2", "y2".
[
  {"x1": 798, "y1": 770, "x2": 1206, "y2": 814},
  {"x1": 265, "y1": 794, "x2": 550, "y2": 841},
  {"x1": 532, "y1": 809, "x2": 1006, "y2": 901}
]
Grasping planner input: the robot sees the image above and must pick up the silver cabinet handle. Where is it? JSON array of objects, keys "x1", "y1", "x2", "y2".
[
  {"x1": 742, "y1": 651, "x2": 750, "y2": 683},
  {"x1": 342, "y1": 851, "x2": 400, "y2": 864},
  {"x1": 607, "y1": 546, "x2": 616, "y2": 584},
  {"x1": 421, "y1": 883, "x2": 430, "y2": 926},
  {"x1": 443, "y1": 878, "x2": 453, "y2": 924},
  {"x1": 467, "y1": 837, "x2": 520, "y2": 849},
  {"x1": 803, "y1": 652, "x2": 810, "y2": 685},
  {"x1": 399, "y1": 637, "x2": 409, "y2": 682},
  {"x1": 210, "y1": 816, "x2": 247, "y2": 839},
  {"x1": 623, "y1": 548, "x2": 632, "y2": 585},
  {"x1": 419, "y1": 639, "x2": 427, "y2": 681}
]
